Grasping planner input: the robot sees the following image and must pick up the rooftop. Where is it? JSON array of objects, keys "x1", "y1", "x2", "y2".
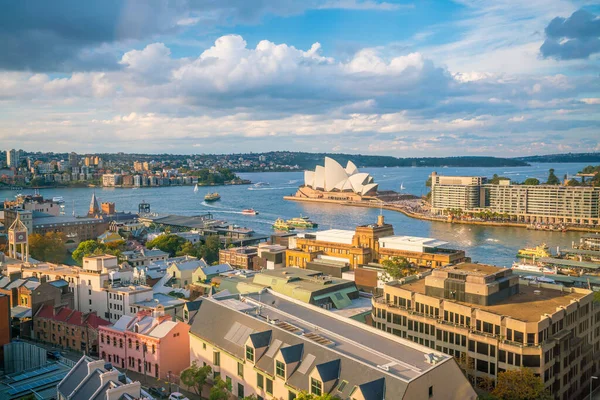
[
  {"x1": 378, "y1": 235, "x2": 448, "y2": 250},
  {"x1": 195, "y1": 290, "x2": 450, "y2": 385},
  {"x1": 313, "y1": 229, "x2": 355, "y2": 245},
  {"x1": 443, "y1": 262, "x2": 504, "y2": 276},
  {"x1": 394, "y1": 276, "x2": 587, "y2": 322},
  {"x1": 135, "y1": 292, "x2": 186, "y2": 309}
]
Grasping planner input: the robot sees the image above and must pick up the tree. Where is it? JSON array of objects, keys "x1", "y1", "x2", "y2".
[
  {"x1": 489, "y1": 174, "x2": 510, "y2": 184},
  {"x1": 29, "y1": 232, "x2": 67, "y2": 263},
  {"x1": 522, "y1": 178, "x2": 539, "y2": 185},
  {"x1": 492, "y1": 368, "x2": 551, "y2": 400},
  {"x1": 546, "y1": 169, "x2": 560, "y2": 185},
  {"x1": 381, "y1": 257, "x2": 416, "y2": 281},
  {"x1": 180, "y1": 362, "x2": 211, "y2": 395},
  {"x1": 209, "y1": 377, "x2": 229, "y2": 400},
  {"x1": 145, "y1": 234, "x2": 187, "y2": 256},
  {"x1": 201, "y1": 235, "x2": 221, "y2": 264},
  {"x1": 566, "y1": 179, "x2": 580, "y2": 186},
  {"x1": 296, "y1": 393, "x2": 334, "y2": 400},
  {"x1": 72, "y1": 240, "x2": 104, "y2": 264}
]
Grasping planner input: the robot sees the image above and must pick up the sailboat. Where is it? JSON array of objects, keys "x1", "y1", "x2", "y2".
[
  {"x1": 193, "y1": 184, "x2": 199, "y2": 193},
  {"x1": 400, "y1": 182, "x2": 405, "y2": 191}
]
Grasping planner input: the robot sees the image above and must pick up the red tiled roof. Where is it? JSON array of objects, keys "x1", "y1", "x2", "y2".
[{"x1": 35, "y1": 305, "x2": 110, "y2": 329}]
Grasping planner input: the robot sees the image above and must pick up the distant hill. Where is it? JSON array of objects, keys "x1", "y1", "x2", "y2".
[
  {"x1": 272, "y1": 152, "x2": 529, "y2": 169},
  {"x1": 514, "y1": 153, "x2": 600, "y2": 163}
]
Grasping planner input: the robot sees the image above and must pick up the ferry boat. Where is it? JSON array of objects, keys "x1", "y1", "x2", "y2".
[
  {"x1": 517, "y1": 244, "x2": 551, "y2": 259},
  {"x1": 286, "y1": 215, "x2": 318, "y2": 229},
  {"x1": 511, "y1": 262, "x2": 556, "y2": 274},
  {"x1": 273, "y1": 218, "x2": 295, "y2": 231},
  {"x1": 242, "y1": 209, "x2": 258, "y2": 215},
  {"x1": 204, "y1": 192, "x2": 221, "y2": 202}
]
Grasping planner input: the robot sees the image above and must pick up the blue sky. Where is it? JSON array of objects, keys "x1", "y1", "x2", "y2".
[{"x1": 0, "y1": 0, "x2": 598, "y2": 156}]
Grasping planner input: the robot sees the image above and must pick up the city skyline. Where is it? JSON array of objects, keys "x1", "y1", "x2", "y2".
[{"x1": 1, "y1": 1, "x2": 599, "y2": 155}]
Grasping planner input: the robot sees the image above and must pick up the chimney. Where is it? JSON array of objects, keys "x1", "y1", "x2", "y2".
[
  {"x1": 87, "y1": 359, "x2": 106, "y2": 376},
  {"x1": 377, "y1": 215, "x2": 385, "y2": 227},
  {"x1": 99, "y1": 369, "x2": 120, "y2": 387}
]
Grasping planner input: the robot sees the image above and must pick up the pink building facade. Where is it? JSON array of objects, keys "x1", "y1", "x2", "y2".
[{"x1": 99, "y1": 308, "x2": 190, "y2": 380}]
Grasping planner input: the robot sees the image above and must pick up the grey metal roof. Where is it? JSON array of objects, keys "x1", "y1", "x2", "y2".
[
  {"x1": 48, "y1": 279, "x2": 69, "y2": 288},
  {"x1": 57, "y1": 356, "x2": 94, "y2": 397},
  {"x1": 359, "y1": 377, "x2": 386, "y2": 400},
  {"x1": 538, "y1": 257, "x2": 600, "y2": 270},
  {"x1": 249, "y1": 330, "x2": 272, "y2": 349},
  {"x1": 316, "y1": 359, "x2": 340, "y2": 382},
  {"x1": 189, "y1": 292, "x2": 456, "y2": 399},
  {"x1": 73, "y1": 369, "x2": 102, "y2": 400},
  {"x1": 560, "y1": 248, "x2": 600, "y2": 256},
  {"x1": 280, "y1": 343, "x2": 304, "y2": 364}
]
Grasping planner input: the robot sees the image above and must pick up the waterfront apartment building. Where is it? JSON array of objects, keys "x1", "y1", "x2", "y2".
[
  {"x1": 189, "y1": 290, "x2": 477, "y2": 399},
  {"x1": 371, "y1": 263, "x2": 600, "y2": 400},
  {"x1": 430, "y1": 172, "x2": 600, "y2": 225},
  {"x1": 287, "y1": 215, "x2": 466, "y2": 269},
  {"x1": 99, "y1": 308, "x2": 190, "y2": 379}
]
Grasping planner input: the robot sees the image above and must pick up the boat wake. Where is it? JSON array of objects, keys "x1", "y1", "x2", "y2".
[
  {"x1": 247, "y1": 186, "x2": 297, "y2": 191},
  {"x1": 485, "y1": 238, "x2": 500, "y2": 243}
]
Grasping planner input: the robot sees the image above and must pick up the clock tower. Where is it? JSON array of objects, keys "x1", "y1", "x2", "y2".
[{"x1": 8, "y1": 213, "x2": 29, "y2": 262}]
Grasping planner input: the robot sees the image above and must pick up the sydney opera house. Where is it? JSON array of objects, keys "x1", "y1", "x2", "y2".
[{"x1": 293, "y1": 157, "x2": 379, "y2": 201}]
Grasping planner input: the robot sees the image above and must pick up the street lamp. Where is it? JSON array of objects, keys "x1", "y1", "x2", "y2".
[{"x1": 591, "y1": 376, "x2": 598, "y2": 400}]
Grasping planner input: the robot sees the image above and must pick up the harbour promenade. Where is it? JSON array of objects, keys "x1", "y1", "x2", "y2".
[{"x1": 283, "y1": 195, "x2": 600, "y2": 233}]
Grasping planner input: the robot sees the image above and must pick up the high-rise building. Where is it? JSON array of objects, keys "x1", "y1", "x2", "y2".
[
  {"x1": 372, "y1": 263, "x2": 600, "y2": 400},
  {"x1": 6, "y1": 149, "x2": 20, "y2": 168},
  {"x1": 68, "y1": 152, "x2": 79, "y2": 168}
]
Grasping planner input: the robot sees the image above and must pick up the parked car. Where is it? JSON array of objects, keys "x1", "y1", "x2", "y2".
[
  {"x1": 148, "y1": 387, "x2": 168, "y2": 399},
  {"x1": 47, "y1": 350, "x2": 62, "y2": 360},
  {"x1": 168, "y1": 393, "x2": 189, "y2": 400}
]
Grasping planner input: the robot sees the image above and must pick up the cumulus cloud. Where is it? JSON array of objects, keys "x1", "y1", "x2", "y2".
[{"x1": 540, "y1": 9, "x2": 600, "y2": 60}]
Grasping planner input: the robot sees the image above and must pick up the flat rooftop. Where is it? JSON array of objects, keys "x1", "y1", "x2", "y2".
[
  {"x1": 314, "y1": 229, "x2": 355, "y2": 244},
  {"x1": 396, "y1": 277, "x2": 587, "y2": 322},
  {"x1": 443, "y1": 262, "x2": 504, "y2": 276},
  {"x1": 538, "y1": 257, "x2": 600, "y2": 270},
  {"x1": 238, "y1": 291, "x2": 449, "y2": 381},
  {"x1": 379, "y1": 235, "x2": 448, "y2": 249}
]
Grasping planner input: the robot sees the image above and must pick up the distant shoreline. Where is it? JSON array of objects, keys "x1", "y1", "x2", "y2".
[
  {"x1": 283, "y1": 196, "x2": 600, "y2": 233},
  {"x1": 3, "y1": 180, "x2": 253, "y2": 190}
]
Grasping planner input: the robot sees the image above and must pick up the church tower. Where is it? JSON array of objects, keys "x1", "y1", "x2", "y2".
[
  {"x1": 88, "y1": 192, "x2": 100, "y2": 217},
  {"x1": 8, "y1": 213, "x2": 29, "y2": 261}
]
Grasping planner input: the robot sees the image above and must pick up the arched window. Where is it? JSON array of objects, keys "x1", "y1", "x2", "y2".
[
  {"x1": 128, "y1": 338, "x2": 132, "y2": 348},
  {"x1": 106, "y1": 335, "x2": 110, "y2": 344},
  {"x1": 100, "y1": 334, "x2": 104, "y2": 343},
  {"x1": 113, "y1": 338, "x2": 117, "y2": 347},
  {"x1": 152, "y1": 344, "x2": 155, "y2": 354},
  {"x1": 136, "y1": 340, "x2": 139, "y2": 350},
  {"x1": 119, "y1": 338, "x2": 123, "y2": 348}
]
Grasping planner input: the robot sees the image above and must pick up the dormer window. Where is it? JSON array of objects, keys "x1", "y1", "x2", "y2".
[
  {"x1": 311, "y1": 378, "x2": 323, "y2": 396},
  {"x1": 276, "y1": 360, "x2": 285, "y2": 379},
  {"x1": 246, "y1": 345, "x2": 254, "y2": 362}
]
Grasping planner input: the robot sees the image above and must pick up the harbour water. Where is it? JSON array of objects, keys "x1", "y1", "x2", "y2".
[{"x1": 0, "y1": 163, "x2": 594, "y2": 267}]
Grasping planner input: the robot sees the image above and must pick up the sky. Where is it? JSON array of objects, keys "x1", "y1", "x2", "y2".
[{"x1": 0, "y1": 0, "x2": 599, "y2": 156}]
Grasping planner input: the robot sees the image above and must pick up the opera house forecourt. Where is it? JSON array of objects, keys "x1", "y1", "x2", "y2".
[{"x1": 287, "y1": 157, "x2": 380, "y2": 202}]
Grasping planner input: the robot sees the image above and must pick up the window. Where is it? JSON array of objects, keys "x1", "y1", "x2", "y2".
[
  {"x1": 226, "y1": 376, "x2": 232, "y2": 391},
  {"x1": 213, "y1": 351, "x2": 220, "y2": 366},
  {"x1": 237, "y1": 362, "x2": 244, "y2": 378},
  {"x1": 311, "y1": 378, "x2": 322, "y2": 396},
  {"x1": 238, "y1": 383, "x2": 245, "y2": 398},
  {"x1": 264, "y1": 377, "x2": 273, "y2": 395},
  {"x1": 203, "y1": 343, "x2": 207, "y2": 350},
  {"x1": 136, "y1": 340, "x2": 139, "y2": 350},
  {"x1": 429, "y1": 386, "x2": 433, "y2": 398},
  {"x1": 257, "y1": 373, "x2": 264, "y2": 389},
  {"x1": 246, "y1": 345, "x2": 254, "y2": 362},
  {"x1": 276, "y1": 360, "x2": 286, "y2": 378},
  {"x1": 289, "y1": 391, "x2": 297, "y2": 400},
  {"x1": 128, "y1": 339, "x2": 132, "y2": 348}
]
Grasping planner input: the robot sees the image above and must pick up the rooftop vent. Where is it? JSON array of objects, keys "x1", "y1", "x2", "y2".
[
  {"x1": 303, "y1": 332, "x2": 335, "y2": 347},
  {"x1": 424, "y1": 353, "x2": 445, "y2": 365}
]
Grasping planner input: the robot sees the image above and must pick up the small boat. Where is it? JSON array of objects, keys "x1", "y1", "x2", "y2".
[
  {"x1": 204, "y1": 192, "x2": 221, "y2": 202},
  {"x1": 52, "y1": 196, "x2": 65, "y2": 204},
  {"x1": 512, "y1": 262, "x2": 556, "y2": 274},
  {"x1": 400, "y1": 182, "x2": 405, "y2": 191},
  {"x1": 273, "y1": 218, "x2": 295, "y2": 231},
  {"x1": 242, "y1": 209, "x2": 258, "y2": 215},
  {"x1": 517, "y1": 244, "x2": 551, "y2": 259},
  {"x1": 287, "y1": 215, "x2": 318, "y2": 229},
  {"x1": 194, "y1": 184, "x2": 199, "y2": 193},
  {"x1": 254, "y1": 182, "x2": 270, "y2": 187}
]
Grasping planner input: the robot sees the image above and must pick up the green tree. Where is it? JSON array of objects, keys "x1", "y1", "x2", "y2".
[
  {"x1": 296, "y1": 392, "x2": 334, "y2": 400},
  {"x1": 72, "y1": 240, "x2": 105, "y2": 265},
  {"x1": 145, "y1": 234, "x2": 187, "y2": 256},
  {"x1": 381, "y1": 257, "x2": 416, "y2": 280},
  {"x1": 566, "y1": 179, "x2": 580, "y2": 186},
  {"x1": 200, "y1": 235, "x2": 221, "y2": 264},
  {"x1": 489, "y1": 174, "x2": 510, "y2": 184},
  {"x1": 180, "y1": 362, "x2": 211, "y2": 395},
  {"x1": 209, "y1": 377, "x2": 229, "y2": 400},
  {"x1": 546, "y1": 169, "x2": 560, "y2": 185},
  {"x1": 522, "y1": 178, "x2": 539, "y2": 185},
  {"x1": 29, "y1": 232, "x2": 67, "y2": 263},
  {"x1": 491, "y1": 368, "x2": 551, "y2": 400}
]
